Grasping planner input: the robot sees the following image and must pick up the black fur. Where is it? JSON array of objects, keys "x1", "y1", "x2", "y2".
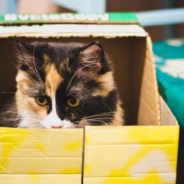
[{"x1": 0, "y1": 40, "x2": 122, "y2": 127}]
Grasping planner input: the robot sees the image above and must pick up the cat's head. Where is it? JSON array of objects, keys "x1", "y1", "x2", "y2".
[{"x1": 15, "y1": 39, "x2": 123, "y2": 128}]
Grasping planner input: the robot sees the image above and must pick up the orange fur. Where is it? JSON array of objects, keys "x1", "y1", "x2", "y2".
[{"x1": 45, "y1": 64, "x2": 63, "y2": 97}]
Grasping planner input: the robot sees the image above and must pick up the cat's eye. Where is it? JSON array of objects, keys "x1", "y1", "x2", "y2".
[
  {"x1": 67, "y1": 97, "x2": 80, "y2": 107},
  {"x1": 35, "y1": 96, "x2": 48, "y2": 106}
]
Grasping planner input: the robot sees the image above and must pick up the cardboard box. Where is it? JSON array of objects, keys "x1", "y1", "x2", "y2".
[{"x1": 0, "y1": 13, "x2": 179, "y2": 184}]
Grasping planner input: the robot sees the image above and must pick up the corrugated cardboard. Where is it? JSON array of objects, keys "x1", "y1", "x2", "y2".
[
  {"x1": 0, "y1": 13, "x2": 179, "y2": 184},
  {"x1": 0, "y1": 128, "x2": 83, "y2": 184},
  {"x1": 84, "y1": 126, "x2": 178, "y2": 184}
]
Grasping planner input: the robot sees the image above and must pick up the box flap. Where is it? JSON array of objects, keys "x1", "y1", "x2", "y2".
[
  {"x1": 0, "y1": 24, "x2": 147, "y2": 38},
  {"x1": 0, "y1": 128, "x2": 83, "y2": 183},
  {"x1": 83, "y1": 126, "x2": 179, "y2": 184},
  {"x1": 159, "y1": 96, "x2": 178, "y2": 125},
  {"x1": 0, "y1": 13, "x2": 139, "y2": 25},
  {"x1": 137, "y1": 36, "x2": 161, "y2": 125}
]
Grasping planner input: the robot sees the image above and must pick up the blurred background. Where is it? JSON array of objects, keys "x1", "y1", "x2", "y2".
[{"x1": 0, "y1": 0, "x2": 183, "y2": 41}]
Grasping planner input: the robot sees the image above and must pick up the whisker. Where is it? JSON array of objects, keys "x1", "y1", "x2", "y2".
[
  {"x1": 4, "y1": 111, "x2": 38, "y2": 118},
  {"x1": 86, "y1": 119, "x2": 109, "y2": 125},
  {"x1": 66, "y1": 63, "x2": 98, "y2": 93},
  {"x1": 9, "y1": 59, "x2": 43, "y2": 88},
  {"x1": 5, "y1": 111, "x2": 19, "y2": 114},
  {"x1": 0, "y1": 92, "x2": 15, "y2": 94},
  {"x1": 9, "y1": 60, "x2": 43, "y2": 88},
  {"x1": 85, "y1": 114, "x2": 114, "y2": 118},
  {"x1": 24, "y1": 59, "x2": 43, "y2": 85},
  {"x1": 86, "y1": 112, "x2": 114, "y2": 116},
  {"x1": 102, "y1": 102, "x2": 113, "y2": 112},
  {"x1": 74, "y1": 124, "x2": 86, "y2": 128},
  {"x1": 32, "y1": 41, "x2": 45, "y2": 88},
  {"x1": 85, "y1": 117, "x2": 113, "y2": 121},
  {"x1": 9, "y1": 61, "x2": 19, "y2": 70},
  {"x1": 27, "y1": 75, "x2": 39, "y2": 84},
  {"x1": 2, "y1": 117, "x2": 40, "y2": 122},
  {"x1": 19, "y1": 44, "x2": 44, "y2": 88},
  {"x1": 72, "y1": 113, "x2": 114, "y2": 123},
  {"x1": 18, "y1": 123, "x2": 45, "y2": 129},
  {"x1": 84, "y1": 112, "x2": 114, "y2": 119}
]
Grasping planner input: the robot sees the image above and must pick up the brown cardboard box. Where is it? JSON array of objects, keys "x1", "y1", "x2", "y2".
[{"x1": 0, "y1": 13, "x2": 179, "y2": 184}]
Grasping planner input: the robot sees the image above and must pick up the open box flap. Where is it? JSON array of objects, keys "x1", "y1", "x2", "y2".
[
  {"x1": 0, "y1": 24, "x2": 147, "y2": 38},
  {"x1": 137, "y1": 36, "x2": 161, "y2": 125},
  {"x1": 160, "y1": 96, "x2": 178, "y2": 125}
]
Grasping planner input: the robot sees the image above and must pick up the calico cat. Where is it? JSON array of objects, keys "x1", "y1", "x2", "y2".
[{"x1": 0, "y1": 40, "x2": 124, "y2": 128}]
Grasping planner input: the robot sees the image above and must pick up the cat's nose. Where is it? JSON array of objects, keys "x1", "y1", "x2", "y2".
[{"x1": 51, "y1": 125, "x2": 63, "y2": 129}]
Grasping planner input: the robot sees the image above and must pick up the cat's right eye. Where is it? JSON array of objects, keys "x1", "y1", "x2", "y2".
[{"x1": 35, "y1": 96, "x2": 48, "y2": 106}]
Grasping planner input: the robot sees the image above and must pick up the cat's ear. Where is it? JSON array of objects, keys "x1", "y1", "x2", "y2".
[
  {"x1": 77, "y1": 42, "x2": 104, "y2": 75},
  {"x1": 15, "y1": 39, "x2": 37, "y2": 71}
]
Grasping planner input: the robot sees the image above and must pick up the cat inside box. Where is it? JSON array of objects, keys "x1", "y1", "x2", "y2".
[{"x1": 0, "y1": 39, "x2": 124, "y2": 129}]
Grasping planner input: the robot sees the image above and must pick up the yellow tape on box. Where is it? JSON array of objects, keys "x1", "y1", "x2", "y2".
[
  {"x1": 0, "y1": 128, "x2": 83, "y2": 184},
  {"x1": 84, "y1": 126, "x2": 179, "y2": 184}
]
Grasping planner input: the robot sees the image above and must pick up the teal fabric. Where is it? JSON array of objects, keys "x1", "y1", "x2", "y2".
[{"x1": 153, "y1": 39, "x2": 184, "y2": 128}]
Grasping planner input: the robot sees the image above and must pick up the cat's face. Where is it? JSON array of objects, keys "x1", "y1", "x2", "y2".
[{"x1": 15, "y1": 40, "x2": 123, "y2": 128}]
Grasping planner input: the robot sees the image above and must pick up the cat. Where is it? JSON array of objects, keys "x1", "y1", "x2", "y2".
[{"x1": 0, "y1": 39, "x2": 124, "y2": 128}]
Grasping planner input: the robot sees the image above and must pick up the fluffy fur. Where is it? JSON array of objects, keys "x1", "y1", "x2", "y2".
[{"x1": 0, "y1": 40, "x2": 124, "y2": 128}]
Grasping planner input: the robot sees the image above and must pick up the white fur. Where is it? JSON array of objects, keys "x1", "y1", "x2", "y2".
[
  {"x1": 42, "y1": 101, "x2": 74, "y2": 129},
  {"x1": 18, "y1": 95, "x2": 75, "y2": 129}
]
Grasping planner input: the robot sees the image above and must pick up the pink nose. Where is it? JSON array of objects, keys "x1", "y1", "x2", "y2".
[{"x1": 51, "y1": 125, "x2": 63, "y2": 129}]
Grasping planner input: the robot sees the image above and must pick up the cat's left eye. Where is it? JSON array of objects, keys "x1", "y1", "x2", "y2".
[
  {"x1": 67, "y1": 97, "x2": 80, "y2": 107},
  {"x1": 35, "y1": 96, "x2": 48, "y2": 106}
]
